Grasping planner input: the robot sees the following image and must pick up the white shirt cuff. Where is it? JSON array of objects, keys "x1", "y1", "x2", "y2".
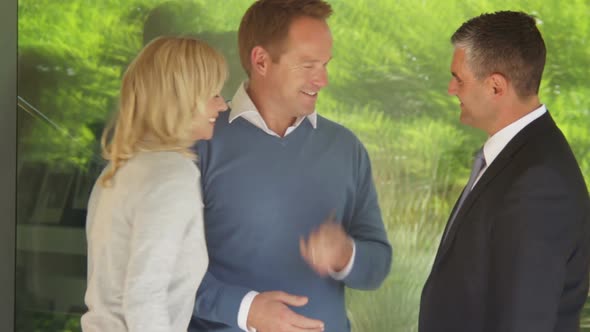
[
  {"x1": 238, "y1": 290, "x2": 259, "y2": 332},
  {"x1": 329, "y1": 239, "x2": 356, "y2": 280}
]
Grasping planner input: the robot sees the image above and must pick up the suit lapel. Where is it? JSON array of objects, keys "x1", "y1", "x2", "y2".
[{"x1": 432, "y1": 112, "x2": 556, "y2": 269}]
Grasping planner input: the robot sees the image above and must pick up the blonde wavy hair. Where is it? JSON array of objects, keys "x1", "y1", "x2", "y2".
[{"x1": 100, "y1": 36, "x2": 228, "y2": 186}]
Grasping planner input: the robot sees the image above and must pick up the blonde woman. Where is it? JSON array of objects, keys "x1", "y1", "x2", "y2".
[{"x1": 81, "y1": 36, "x2": 227, "y2": 332}]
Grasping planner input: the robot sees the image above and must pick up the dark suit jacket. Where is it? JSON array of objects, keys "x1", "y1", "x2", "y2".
[{"x1": 419, "y1": 112, "x2": 590, "y2": 332}]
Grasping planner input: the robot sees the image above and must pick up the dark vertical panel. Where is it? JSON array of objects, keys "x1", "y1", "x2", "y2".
[{"x1": 0, "y1": 0, "x2": 17, "y2": 330}]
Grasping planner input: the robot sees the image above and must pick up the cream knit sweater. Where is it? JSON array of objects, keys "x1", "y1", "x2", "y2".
[{"x1": 81, "y1": 151, "x2": 207, "y2": 332}]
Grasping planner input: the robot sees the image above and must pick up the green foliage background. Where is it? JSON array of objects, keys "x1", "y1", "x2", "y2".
[{"x1": 18, "y1": 0, "x2": 590, "y2": 331}]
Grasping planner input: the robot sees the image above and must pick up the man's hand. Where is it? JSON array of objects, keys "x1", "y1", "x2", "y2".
[
  {"x1": 299, "y1": 213, "x2": 354, "y2": 277},
  {"x1": 247, "y1": 291, "x2": 324, "y2": 332}
]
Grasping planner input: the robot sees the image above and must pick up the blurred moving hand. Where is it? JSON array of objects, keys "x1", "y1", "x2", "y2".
[{"x1": 299, "y1": 212, "x2": 354, "y2": 277}]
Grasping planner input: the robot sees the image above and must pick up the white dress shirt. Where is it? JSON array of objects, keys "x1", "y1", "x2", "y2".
[{"x1": 473, "y1": 104, "x2": 547, "y2": 188}]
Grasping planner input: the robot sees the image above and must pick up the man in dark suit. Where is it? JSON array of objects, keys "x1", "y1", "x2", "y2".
[{"x1": 419, "y1": 11, "x2": 590, "y2": 332}]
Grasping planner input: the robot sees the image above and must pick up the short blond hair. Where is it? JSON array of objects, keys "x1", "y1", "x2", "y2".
[
  {"x1": 238, "y1": 0, "x2": 332, "y2": 76},
  {"x1": 100, "y1": 36, "x2": 228, "y2": 186}
]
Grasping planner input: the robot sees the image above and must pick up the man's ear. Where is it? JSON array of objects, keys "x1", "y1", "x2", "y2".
[
  {"x1": 250, "y1": 46, "x2": 271, "y2": 76},
  {"x1": 488, "y1": 73, "x2": 508, "y2": 97}
]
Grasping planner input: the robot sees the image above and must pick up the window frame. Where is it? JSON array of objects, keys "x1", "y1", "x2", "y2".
[{"x1": 0, "y1": 0, "x2": 17, "y2": 330}]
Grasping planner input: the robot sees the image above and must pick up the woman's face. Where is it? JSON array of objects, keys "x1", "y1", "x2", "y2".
[{"x1": 192, "y1": 94, "x2": 228, "y2": 141}]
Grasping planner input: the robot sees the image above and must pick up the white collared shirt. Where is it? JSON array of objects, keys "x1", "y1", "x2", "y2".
[
  {"x1": 473, "y1": 104, "x2": 547, "y2": 187},
  {"x1": 228, "y1": 82, "x2": 355, "y2": 332},
  {"x1": 228, "y1": 82, "x2": 317, "y2": 137}
]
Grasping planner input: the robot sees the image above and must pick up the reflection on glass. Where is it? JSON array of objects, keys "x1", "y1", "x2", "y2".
[{"x1": 16, "y1": 101, "x2": 101, "y2": 331}]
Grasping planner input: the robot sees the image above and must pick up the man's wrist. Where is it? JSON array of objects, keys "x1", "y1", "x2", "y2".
[
  {"x1": 330, "y1": 238, "x2": 356, "y2": 280},
  {"x1": 238, "y1": 291, "x2": 259, "y2": 332}
]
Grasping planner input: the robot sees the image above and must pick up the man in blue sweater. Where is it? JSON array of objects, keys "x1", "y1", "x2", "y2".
[{"x1": 189, "y1": 1, "x2": 392, "y2": 331}]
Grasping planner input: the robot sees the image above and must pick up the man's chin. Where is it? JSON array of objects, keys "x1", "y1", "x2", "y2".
[
  {"x1": 299, "y1": 106, "x2": 316, "y2": 116},
  {"x1": 459, "y1": 112, "x2": 472, "y2": 126}
]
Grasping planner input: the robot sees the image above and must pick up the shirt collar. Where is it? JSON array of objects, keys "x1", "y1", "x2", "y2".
[
  {"x1": 228, "y1": 81, "x2": 317, "y2": 136},
  {"x1": 482, "y1": 104, "x2": 547, "y2": 166}
]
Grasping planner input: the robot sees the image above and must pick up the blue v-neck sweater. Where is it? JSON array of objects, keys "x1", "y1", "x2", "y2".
[{"x1": 190, "y1": 111, "x2": 392, "y2": 332}]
